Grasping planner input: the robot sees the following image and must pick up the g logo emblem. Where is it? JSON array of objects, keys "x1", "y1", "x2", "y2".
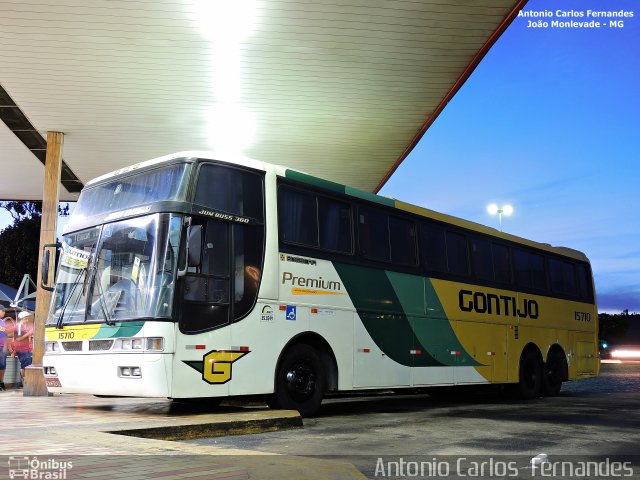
[{"x1": 202, "y1": 350, "x2": 248, "y2": 384}]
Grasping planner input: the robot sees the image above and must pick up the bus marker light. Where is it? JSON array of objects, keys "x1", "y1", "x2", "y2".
[
  {"x1": 279, "y1": 305, "x2": 286, "y2": 311},
  {"x1": 358, "y1": 348, "x2": 371, "y2": 353},
  {"x1": 186, "y1": 345, "x2": 206, "y2": 350},
  {"x1": 487, "y1": 352, "x2": 496, "y2": 356},
  {"x1": 451, "y1": 351, "x2": 461, "y2": 355},
  {"x1": 311, "y1": 308, "x2": 318, "y2": 314},
  {"x1": 239, "y1": 346, "x2": 250, "y2": 352},
  {"x1": 410, "y1": 349, "x2": 422, "y2": 355}
]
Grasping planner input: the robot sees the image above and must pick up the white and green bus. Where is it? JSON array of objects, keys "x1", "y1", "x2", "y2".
[{"x1": 43, "y1": 152, "x2": 599, "y2": 416}]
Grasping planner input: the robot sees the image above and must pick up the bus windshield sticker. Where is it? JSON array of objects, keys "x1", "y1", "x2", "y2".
[{"x1": 60, "y1": 242, "x2": 91, "y2": 269}]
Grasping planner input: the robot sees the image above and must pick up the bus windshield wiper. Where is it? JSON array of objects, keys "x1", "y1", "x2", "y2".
[
  {"x1": 56, "y1": 265, "x2": 89, "y2": 329},
  {"x1": 93, "y1": 273, "x2": 116, "y2": 326}
]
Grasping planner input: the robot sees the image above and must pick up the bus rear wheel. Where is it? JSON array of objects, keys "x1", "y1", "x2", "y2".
[
  {"x1": 541, "y1": 350, "x2": 566, "y2": 397},
  {"x1": 517, "y1": 350, "x2": 543, "y2": 400},
  {"x1": 269, "y1": 343, "x2": 325, "y2": 417}
]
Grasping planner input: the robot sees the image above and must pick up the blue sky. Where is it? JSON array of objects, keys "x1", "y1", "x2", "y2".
[
  {"x1": 1, "y1": 0, "x2": 637, "y2": 312},
  {"x1": 380, "y1": 0, "x2": 640, "y2": 312}
]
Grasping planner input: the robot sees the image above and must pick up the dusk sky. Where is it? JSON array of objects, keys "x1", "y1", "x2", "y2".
[
  {"x1": 380, "y1": 0, "x2": 640, "y2": 312},
  {"x1": 1, "y1": 0, "x2": 637, "y2": 312}
]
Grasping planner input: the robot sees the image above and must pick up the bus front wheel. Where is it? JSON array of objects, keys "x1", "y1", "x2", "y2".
[
  {"x1": 269, "y1": 343, "x2": 325, "y2": 417},
  {"x1": 517, "y1": 350, "x2": 543, "y2": 400}
]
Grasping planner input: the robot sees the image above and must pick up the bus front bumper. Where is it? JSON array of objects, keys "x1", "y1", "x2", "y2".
[{"x1": 43, "y1": 353, "x2": 173, "y2": 397}]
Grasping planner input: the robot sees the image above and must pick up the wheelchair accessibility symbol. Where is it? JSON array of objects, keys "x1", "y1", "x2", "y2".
[{"x1": 285, "y1": 305, "x2": 297, "y2": 321}]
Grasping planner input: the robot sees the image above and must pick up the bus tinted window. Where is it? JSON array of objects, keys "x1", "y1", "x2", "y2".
[
  {"x1": 549, "y1": 258, "x2": 563, "y2": 292},
  {"x1": 359, "y1": 208, "x2": 390, "y2": 262},
  {"x1": 318, "y1": 197, "x2": 352, "y2": 254},
  {"x1": 420, "y1": 224, "x2": 447, "y2": 272},
  {"x1": 195, "y1": 164, "x2": 263, "y2": 221},
  {"x1": 74, "y1": 164, "x2": 190, "y2": 221},
  {"x1": 278, "y1": 188, "x2": 318, "y2": 247},
  {"x1": 577, "y1": 264, "x2": 590, "y2": 299},
  {"x1": 514, "y1": 249, "x2": 531, "y2": 288},
  {"x1": 531, "y1": 253, "x2": 547, "y2": 290},
  {"x1": 390, "y1": 217, "x2": 416, "y2": 266},
  {"x1": 563, "y1": 262, "x2": 577, "y2": 294},
  {"x1": 492, "y1": 243, "x2": 511, "y2": 283},
  {"x1": 472, "y1": 238, "x2": 493, "y2": 280},
  {"x1": 446, "y1": 231, "x2": 468, "y2": 275}
]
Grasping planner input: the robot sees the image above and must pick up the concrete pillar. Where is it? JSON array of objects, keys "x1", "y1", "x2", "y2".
[{"x1": 24, "y1": 131, "x2": 64, "y2": 396}]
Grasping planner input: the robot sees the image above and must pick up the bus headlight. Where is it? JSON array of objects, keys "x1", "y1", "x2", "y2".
[
  {"x1": 146, "y1": 337, "x2": 164, "y2": 352},
  {"x1": 114, "y1": 337, "x2": 164, "y2": 352}
]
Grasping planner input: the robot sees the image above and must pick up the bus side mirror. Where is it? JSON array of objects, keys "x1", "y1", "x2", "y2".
[
  {"x1": 40, "y1": 242, "x2": 60, "y2": 292},
  {"x1": 187, "y1": 225, "x2": 202, "y2": 267},
  {"x1": 178, "y1": 224, "x2": 202, "y2": 278}
]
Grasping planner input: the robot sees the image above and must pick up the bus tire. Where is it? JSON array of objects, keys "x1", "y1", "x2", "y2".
[
  {"x1": 270, "y1": 343, "x2": 325, "y2": 417},
  {"x1": 541, "y1": 350, "x2": 566, "y2": 397},
  {"x1": 517, "y1": 350, "x2": 542, "y2": 400}
]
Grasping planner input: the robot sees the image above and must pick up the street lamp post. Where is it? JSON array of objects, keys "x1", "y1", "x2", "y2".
[{"x1": 487, "y1": 203, "x2": 513, "y2": 231}]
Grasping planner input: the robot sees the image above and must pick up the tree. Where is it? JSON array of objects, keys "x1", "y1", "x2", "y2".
[
  {"x1": 0, "y1": 214, "x2": 41, "y2": 288},
  {"x1": 0, "y1": 201, "x2": 42, "y2": 221},
  {"x1": 598, "y1": 312, "x2": 630, "y2": 343}
]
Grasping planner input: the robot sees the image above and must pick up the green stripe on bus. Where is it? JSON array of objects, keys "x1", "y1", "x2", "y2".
[
  {"x1": 284, "y1": 169, "x2": 395, "y2": 208},
  {"x1": 385, "y1": 272, "x2": 480, "y2": 367},
  {"x1": 344, "y1": 187, "x2": 395, "y2": 207},
  {"x1": 285, "y1": 169, "x2": 345, "y2": 195},
  {"x1": 93, "y1": 321, "x2": 145, "y2": 339},
  {"x1": 334, "y1": 263, "x2": 443, "y2": 367}
]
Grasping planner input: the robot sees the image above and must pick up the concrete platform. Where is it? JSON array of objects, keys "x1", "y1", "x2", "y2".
[{"x1": 1, "y1": 391, "x2": 366, "y2": 479}]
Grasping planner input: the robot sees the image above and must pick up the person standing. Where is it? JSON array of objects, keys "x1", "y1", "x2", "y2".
[
  {"x1": 14, "y1": 311, "x2": 34, "y2": 385},
  {"x1": 0, "y1": 307, "x2": 7, "y2": 390}
]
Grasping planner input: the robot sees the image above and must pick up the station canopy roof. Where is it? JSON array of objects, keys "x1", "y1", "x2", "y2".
[{"x1": 0, "y1": 0, "x2": 525, "y2": 202}]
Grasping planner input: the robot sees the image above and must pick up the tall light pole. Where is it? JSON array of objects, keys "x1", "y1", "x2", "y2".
[{"x1": 487, "y1": 203, "x2": 513, "y2": 231}]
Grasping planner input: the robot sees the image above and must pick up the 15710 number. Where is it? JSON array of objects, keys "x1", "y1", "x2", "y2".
[{"x1": 574, "y1": 311, "x2": 591, "y2": 322}]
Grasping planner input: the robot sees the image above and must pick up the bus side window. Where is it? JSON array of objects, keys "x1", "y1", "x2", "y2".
[
  {"x1": 278, "y1": 187, "x2": 318, "y2": 247},
  {"x1": 446, "y1": 231, "x2": 469, "y2": 276},
  {"x1": 318, "y1": 196, "x2": 352, "y2": 254},
  {"x1": 359, "y1": 208, "x2": 390, "y2": 262},
  {"x1": 389, "y1": 216, "x2": 416, "y2": 266},
  {"x1": 576, "y1": 264, "x2": 591, "y2": 299},
  {"x1": 492, "y1": 243, "x2": 511, "y2": 284},
  {"x1": 420, "y1": 223, "x2": 446, "y2": 273},
  {"x1": 471, "y1": 237, "x2": 493, "y2": 280},
  {"x1": 514, "y1": 248, "x2": 532, "y2": 288}
]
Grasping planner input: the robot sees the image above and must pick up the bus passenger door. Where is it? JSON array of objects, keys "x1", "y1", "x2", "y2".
[{"x1": 172, "y1": 218, "x2": 233, "y2": 398}]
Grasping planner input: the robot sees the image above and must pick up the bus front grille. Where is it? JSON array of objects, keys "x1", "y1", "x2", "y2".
[
  {"x1": 89, "y1": 340, "x2": 114, "y2": 351},
  {"x1": 61, "y1": 341, "x2": 83, "y2": 352}
]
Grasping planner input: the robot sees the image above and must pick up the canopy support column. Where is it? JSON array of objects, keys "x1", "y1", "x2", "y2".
[{"x1": 24, "y1": 131, "x2": 64, "y2": 396}]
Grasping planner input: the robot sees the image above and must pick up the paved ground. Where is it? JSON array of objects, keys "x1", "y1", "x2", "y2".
[
  {"x1": 0, "y1": 392, "x2": 365, "y2": 479},
  {"x1": 2, "y1": 363, "x2": 638, "y2": 479},
  {"x1": 186, "y1": 363, "x2": 640, "y2": 477}
]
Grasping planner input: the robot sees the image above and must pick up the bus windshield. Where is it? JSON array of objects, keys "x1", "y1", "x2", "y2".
[{"x1": 48, "y1": 213, "x2": 181, "y2": 326}]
